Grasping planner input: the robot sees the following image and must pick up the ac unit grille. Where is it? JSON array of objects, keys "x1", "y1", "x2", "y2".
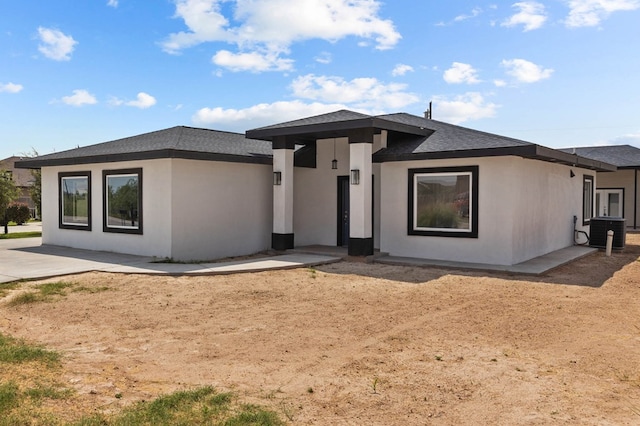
[{"x1": 589, "y1": 217, "x2": 626, "y2": 249}]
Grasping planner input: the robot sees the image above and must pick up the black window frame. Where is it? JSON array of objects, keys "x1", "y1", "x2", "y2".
[
  {"x1": 58, "y1": 171, "x2": 92, "y2": 231},
  {"x1": 583, "y1": 175, "x2": 594, "y2": 225},
  {"x1": 103, "y1": 168, "x2": 143, "y2": 235},
  {"x1": 408, "y1": 166, "x2": 479, "y2": 238}
]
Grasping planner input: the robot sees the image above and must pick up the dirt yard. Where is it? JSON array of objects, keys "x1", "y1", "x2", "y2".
[{"x1": 2, "y1": 235, "x2": 640, "y2": 425}]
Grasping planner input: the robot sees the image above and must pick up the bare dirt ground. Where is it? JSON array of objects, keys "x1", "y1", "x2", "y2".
[{"x1": 2, "y1": 235, "x2": 640, "y2": 425}]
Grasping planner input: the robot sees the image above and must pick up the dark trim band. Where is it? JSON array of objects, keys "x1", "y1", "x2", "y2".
[
  {"x1": 272, "y1": 233, "x2": 294, "y2": 250},
  {"x1": 348, "y1": 238, "x2": 374, "y2": 256}
]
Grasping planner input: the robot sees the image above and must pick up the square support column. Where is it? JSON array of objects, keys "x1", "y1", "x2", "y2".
[
  {"x1": 272, "y1": 146, "x2": 294, "y2": 250},
  {"x1": 349, "y1": 141, "x2": 373, "y2": 256}
]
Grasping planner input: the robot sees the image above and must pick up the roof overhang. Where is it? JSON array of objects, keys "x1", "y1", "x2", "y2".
[
  {"x1": 14, "y1": 149, "x2": 273, "y2": 169},
  {"x1": 246, "y1": 116, "x2": 432, "y2": 142},
  {"x1": 373, "y1": 144, "x2": 618, "y2": 172}
]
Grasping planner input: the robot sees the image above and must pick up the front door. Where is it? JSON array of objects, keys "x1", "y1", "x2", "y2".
[
  {"x1": 337, "y1": 176, "x2": 349, "y2": 246},
  {"x1": 596, "y1": 188, "x2": 624, "y2": 217}
]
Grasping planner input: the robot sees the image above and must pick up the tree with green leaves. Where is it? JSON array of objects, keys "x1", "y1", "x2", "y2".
[
  {"x1": 22, "y1": 149, "x2": 41, "y2": 219},
  {"x1": 0, "y1": 169, "x2": 19, "y2": 234}
]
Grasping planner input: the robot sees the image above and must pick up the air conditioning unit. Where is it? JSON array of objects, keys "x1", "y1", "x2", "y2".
[{"x1": 589, "y1": 217, "x2": 626, "y2": 249}]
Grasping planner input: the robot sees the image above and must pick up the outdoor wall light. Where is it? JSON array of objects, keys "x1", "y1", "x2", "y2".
[
  {"x1": 273, "y1": 171, "x2": 282, "y2": 186},
  {"x1": 331, "y1": 138, "x2": 338, "y2": 169},
  {"x1": 570, "y1": 170, "x2": 576, "y2": 178},
  {"x1": 350, "y1": 169, "x2": 360, "y2": 185}
]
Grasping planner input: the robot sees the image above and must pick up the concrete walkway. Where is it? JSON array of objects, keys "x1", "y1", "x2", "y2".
[{"x1": 0, "y1": 238, "x2": 342, "y2": 284}]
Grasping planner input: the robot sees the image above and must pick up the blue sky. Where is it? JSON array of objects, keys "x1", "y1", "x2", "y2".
[{"x1": 1, "y1": 0, "x2": 639, "y2": 159}]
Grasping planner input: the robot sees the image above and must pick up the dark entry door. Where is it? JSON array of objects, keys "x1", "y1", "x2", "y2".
[{"x1": 337, "y1": 176, "x2": 350, "y2": 247}]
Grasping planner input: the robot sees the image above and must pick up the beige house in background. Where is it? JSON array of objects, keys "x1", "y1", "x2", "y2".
[
  {"x1": 0, "y1": 156, "x2": 37, "y2": 218},
  {"x1": 16, "y1": 110, "x2": 616, "y2": 265},
  {"x1": 562, "y1": 145, "x2": 640, "y2": 229}
]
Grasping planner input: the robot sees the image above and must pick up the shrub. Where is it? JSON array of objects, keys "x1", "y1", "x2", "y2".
[
  {"x1": 417, "y1": 203, "x2": 459, "y2": 229},
  {"x1": 6, "y1": 203, "x2": 31, "y2": 225}
]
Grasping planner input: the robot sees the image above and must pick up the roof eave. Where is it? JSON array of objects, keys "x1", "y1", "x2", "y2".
[
  {"x1": 246, "y1": 117, "x2": 431, "y2": 141},
  {"x1": 14, "y1": 149, "x2": 273, "y2": 168}
]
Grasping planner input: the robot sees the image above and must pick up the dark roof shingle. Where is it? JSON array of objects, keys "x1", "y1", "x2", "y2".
[{"x1": 559, "y1": 145, "x2": 640, "y2": 168}]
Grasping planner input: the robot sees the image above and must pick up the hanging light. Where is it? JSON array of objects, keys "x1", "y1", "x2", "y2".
[{"x1": 331, "y1": 138, "x2": 338, "y2": 169}]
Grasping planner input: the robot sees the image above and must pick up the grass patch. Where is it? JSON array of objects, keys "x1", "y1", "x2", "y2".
[
  {"x1": 0, "y1": 333, "x2": 60, "y2": 365},
  {"x1": 0, "y1": 231, "x2": 42, "y2": 239},
  {"x1": 74, "y1": 387, "x2": 284, "y2": 426},
  {"x1": 0, "y1": 282, "x2": 20, "y2": 298},
  {"x1": 7, "y1": 281, "x2": 75, "y2": 306}
]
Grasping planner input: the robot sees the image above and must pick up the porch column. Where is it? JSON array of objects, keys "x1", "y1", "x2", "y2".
[
  {"x1": 348, "y1": 129, "x2": 374, "y2": 256},
  {"x1": 272, "y1": 136, "x2": 295, "y2": 250}
]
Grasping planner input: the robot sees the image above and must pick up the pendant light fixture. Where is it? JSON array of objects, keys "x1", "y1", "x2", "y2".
[{"x1": 331, "y1": 138, "x2": 338, "y2": 169}]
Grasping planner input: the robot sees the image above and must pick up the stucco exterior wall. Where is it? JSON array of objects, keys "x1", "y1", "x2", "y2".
[
  {"x1": 41, "y1": 160, "x2": 173, "y2": 258},
  {"x1": 170, "y1": 159, "x2": 272, "y2": 261},
  {"x1": 293, "y1": 137, "x2": 381, "y2": 248},
  {"x1": 379, "y1": 156, "x2": 591, "y2": 265},
  {"x1": 596, "y1": 169, "x2": 639, "y2": 228}
]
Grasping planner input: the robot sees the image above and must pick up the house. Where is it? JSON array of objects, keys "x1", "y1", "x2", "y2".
[
  {"x1": 560, "y1": 145, "x2": 640, "y2": 229},
  {"x1": 0, "y1": 156, "x2": 38, "y2": 218},
  {"x1": 16, "y1": 110, "x2": 615, "y2": 265}
]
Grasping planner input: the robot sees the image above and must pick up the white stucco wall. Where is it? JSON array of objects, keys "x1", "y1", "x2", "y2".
[
  {"x1": 596, "y1": 169, "x2": 639, "y2": 228},
  {"x1": 379, "y1": 156, "x2": 592, "y2": 265},
  {"x1": 293, "y1": 137, "x2": 381, "y2": 248},
  {"x1": 42, "y1": 160, "x2": 173, "y2": 258},
  {"x1": 170, "y1": 159, "x2": 272, "y2": 261}
]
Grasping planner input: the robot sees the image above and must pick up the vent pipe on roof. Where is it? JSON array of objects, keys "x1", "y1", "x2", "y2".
[{"x1": 424, "y1": 101, "x2": 432, "y2": 120}]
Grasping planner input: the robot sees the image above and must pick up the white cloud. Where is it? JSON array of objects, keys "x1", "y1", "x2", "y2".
[
  {"x1": 501, "y1": 58, "x2": 553, "y2": 83},
  {"x1": 431, "y1": 92, "x2": 499, "y2": 124},
  {"x1": 37, "y1": 27, "x2": 77, "y2": 61},
  {"x1": 290, "y1": 74, "x2": 419, "y2": 109},
  {"x1": 162, "y1": 0, "x2": 401, "y2": 72},
  {"x1": 0, "y1": 82, "x2": 23, "y2": 93},
  {"x1": 109, "y1": 92, "x2": 157, "y2": 109},
  {"x1": 443, "y1": 62, "x2": 481, "y2": 84},
  {"x1": 127, "y1": 92, "x2": 157, "y2": 109},
  {"x1": 391, "y1": 64, "x2": 414, "y2": 77},
  {"x1": 502, "y1": 1, "x2": 547, "y2": 31},
  {"x1": 212, "y1": 50, "x2": 294, "y2": 72},
  {"x1": 315, "y1": 52, "x2": 332, "y2": 64},
  {"x1": 608, "y1": 132, "x2": 640, "y2": 147},
  {"x1": 60, "y1": 89, "x2": 97, "y2": 107},
  {"x1": 565, "y1": 0, "x2": 640, "y2": 27},
  {"x1": 436, "y1": 7, "x2": 482, "y2": 26},
  {"x1": 493, "y1": 79, "x2": 507, "y2": 87},
  {"x1": 454, "y1": 7, "x2": 482, "y2": 22},
  {"x1": 107, "y1": 0, "x2": 118, "y2": 7},
  {"x1": 193, "y1": 100, "x2": 354, "y2": 129}
]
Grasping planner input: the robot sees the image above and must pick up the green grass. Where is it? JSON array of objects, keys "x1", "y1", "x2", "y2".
[
  {"x1": 0, "y1": 231, "x2": 42, "y2": 239},
  {"x1": 0, "y1": 333, "x2": 60, "y2": 365},
  {"x1": 74, "y1": 387, "x2": 284, "y2": 426},
  {"x1": 0, "y1": 331, "x2": 283, "y2": 425},
  {"x1": 0, "y1": 282, "x2": 20, "y2": 298},
  {"x1": 7, "y1": 281, "x2": 75, "y2": 306}
]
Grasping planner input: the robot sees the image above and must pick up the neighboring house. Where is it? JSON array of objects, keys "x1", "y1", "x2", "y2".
[
  {"x1": 560, "y1": 145, "x2": 640, "y2": 229},
  {"x1": 16, "y1": 110, "x2": 615, "y2": 265},
  {"x1": 0, "y1": 156, "x2": 37, "y2": 218}
]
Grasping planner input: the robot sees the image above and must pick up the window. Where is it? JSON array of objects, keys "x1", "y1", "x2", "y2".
[
  {"x1": 103, "y1": 168, "x2": 142, "y2": 234},
  {"x1": 408, "y1": 166, "x2": 479, "y2": 238},
  {"x1": 59, "y1": 172, "x2": 91, "y2": 230},
  {"x1": 583, "y1": 175, "x2": 594, "y2": 225}
]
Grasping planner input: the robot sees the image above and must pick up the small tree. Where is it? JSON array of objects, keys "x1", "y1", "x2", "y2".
[
  {"x1": 22, "y1": 149, "x2": 42, "y2": 219},
  {"x1": 0, "y1": 169, "x2": 19, "y2": 233},
  {"x1": 6, "y1": 202, "x2": 31, "y2": 225}
]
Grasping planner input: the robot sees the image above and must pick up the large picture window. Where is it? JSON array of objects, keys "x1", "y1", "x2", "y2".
[
  {"x1": 583, "y1": 175, "x2": 594, "y2": 225},
  {"x1": 59, "y1": 172, "x2": 91, "y2": 230},
  {"x1": 103, "y1": 168, "x2": 142, "y2": 234},
  {"x1": 408, "y1": 166, "x2": 479, "y2": 238}
]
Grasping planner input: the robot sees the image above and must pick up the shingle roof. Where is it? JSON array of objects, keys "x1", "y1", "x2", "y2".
[
  {"x1": 377, "y1": 113, "x2": 532, "y2": 153},
  {"x1": 250, "y1": 109, "x2": 371, "y2": 131},
  {"x1": 16, "y1": 126, "x2": 273, "y2": 168},
  {"x1": 559, "y1": 145, "x2": 640, "y2": 168}
]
